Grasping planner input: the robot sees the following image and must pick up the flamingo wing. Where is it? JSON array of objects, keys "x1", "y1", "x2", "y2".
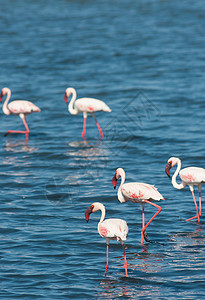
[
  {"x1": 180, "y1": 167, "x2": 205, "y2": 184},
  {"x1": 75, "y1": 98, "x2": 111, "y2": 113},
  {"x1": 8, "y1": 100, "x2": 40, "y2": 115},
  {"x1": 122, "y1": 182, "x2": 164, "y2": 202},
  {"x1": 99, "y1": 219, "x2": 128, "y2": 241}
]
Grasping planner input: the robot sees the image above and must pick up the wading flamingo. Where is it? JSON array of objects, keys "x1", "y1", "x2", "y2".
[
  {"x1": 85, "y1": 202, "x2": 128, "y2": 277},
  {"x1": 64, "y1": 87, "x2": 111, "y2": 139},
  {"x1": 112, "y1": 168, "x2": 164, "y2": 246},
  {"x1": 165, "y1": 157, "x2": 205, "y2": 223},
  {"x1": 0, "y1": 87, "x2": 41, "y2": 141}
]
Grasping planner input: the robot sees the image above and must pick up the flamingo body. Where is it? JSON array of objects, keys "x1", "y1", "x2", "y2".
[
  {"x1": 98, "y1": 218, "x2": 128, "y2": 241},
  {"x1": 120, "y1": 182, "x2": 163, "y2": 203},
  {"x1": 179, "y1": 167, "x2": 205, "y2": 185},
  {"x1": 112, "y1": 168, "x2": 164, "y2": 246},
  {"x1": 85, "y1": 202, "x2": 128, "y2": 277},
  {"x1": 7, "y1": 100, "x2": 40, "y2": 116},
  {"x1": 0, "y1": 87, "x2": 41, "y2": 141},
  {"x1": 165, "y1": 157, "x2": 205, "y2": 222},
  {"x1": 74, "y1": 98, "x2": 111, "y2": 114},
  {"x1": 64, "y1": 87, "x2": 111, "y2": 139}
]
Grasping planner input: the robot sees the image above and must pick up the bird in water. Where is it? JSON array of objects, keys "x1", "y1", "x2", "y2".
[
  {"x1": 0, "y1": 87, "x2": 41, "y2": 141},
  {"x1": 112, "y1": 168, "x2": 164, "y2": 246},
  {"x1": 85, "y1": 202, "x2": 128, "y2": 277},
  {"x1": 64, "y1": 87, "x2": 111, "y2": 139},
  {"x1": 165, "y1": 156, "x2": 205, "y2": 222}
]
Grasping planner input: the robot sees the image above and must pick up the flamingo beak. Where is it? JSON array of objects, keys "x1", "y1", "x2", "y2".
[
  {"x1": 112, "y1": 174, "x2": 117, "y2": 189},
  {"x1": 85, "y1": 205, "x2": 93, "y2": 222},
  {"x1": 0, "y1": 93, "x2": 3, "y2": 102},
  {"x1": 165, "y1": 162, "x2": 172, "y2": 178},
  {"x1": 64, "y1": 93, "x2": 68, "y2": 103}
]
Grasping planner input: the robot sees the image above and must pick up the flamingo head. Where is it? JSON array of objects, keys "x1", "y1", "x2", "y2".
[
  {"x1": 112, "y1": 168, "x2": 124, "y2": 189},
  {"x1": 165, "y1": 157, "x2": 179, "y2": 178},
  {"x1": 64, "y1": 92, "x2": 68, "y2": 103},
  {"x1": 0, "y1": 87, "x2": 9, "y2": 102},
  {"x1": 85, "y1": 204, "x2": 94, "y2": 222},
  {"x1": 64, "y1": 88, "x2": 74, "y2": 104}
]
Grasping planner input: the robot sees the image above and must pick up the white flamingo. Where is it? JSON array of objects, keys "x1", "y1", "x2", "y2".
[
  {"x1": 112, "y1": 168, "x2": 164, "y2": 246},
  {"x1": 165, "y1": 157, "x2": 205, "y2": 222},
  {"x1": 85, "y1": 202, "x2": 128, "y2": 277},
  {"x1": 64, "y1": 87, "x2": 111, "y2": 139},
  {"x1": 0, "y1": 87, "x2": 41, "y2": 141}
]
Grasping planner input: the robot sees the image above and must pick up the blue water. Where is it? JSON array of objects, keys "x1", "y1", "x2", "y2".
[{"x1": 1, "y1": 0, "x2": 205, "y2": 298}]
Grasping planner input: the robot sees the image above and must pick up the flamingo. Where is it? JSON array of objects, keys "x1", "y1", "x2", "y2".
[
  {"x1": 165, "y1": 157, "x2": 205, "y2": 223},
  {"x1": 85, "y1": 202, "x2": 128, "y2": 277},
  {"x1": 64, "y1": 87, "x2": 111, "y2": 139},
  {"x1": 0, "y1": 87, "x2": 41, "y2": 141},
  {"x1": 112, "y1": 168, "x2": 164, "y2": 246}
]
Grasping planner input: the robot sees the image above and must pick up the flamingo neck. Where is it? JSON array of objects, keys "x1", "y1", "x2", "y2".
[
  {"x1": 99, "y1": 206, "x2": 105, "y2": 224},
  {"x1": 68, "y1": 88, "x2": 78, "y2": 115},
  {"x1": 93, "y1": 203, "x2": 105, "y2": 229},
  {"x1": 172, "y1": 159, "x2": 185, "y2": 189},
  {"x1": 3, "y1": 88, "x2": 11, "y2": 115},
  {"x1": 118, "y1": 169, "x2": 126, "y2": 203}
]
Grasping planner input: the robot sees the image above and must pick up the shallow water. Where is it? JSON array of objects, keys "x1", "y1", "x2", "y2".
[{"x1": 1, "y1": 0, "x2": 205, "y2": 299}]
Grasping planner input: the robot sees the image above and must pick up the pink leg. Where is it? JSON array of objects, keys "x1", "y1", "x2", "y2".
[
  {"x1": 22, "y1": 118, "x2": 30, "y2": 141},
  {"x1": 141, "y1": 204, "x2": 145, "y2": 246},
  {"x1": 198, "y1": 186, "x2": 202, "y2": 217},
  {"x1": 186, "y1": 191, "x2": 200, "y2": 222},
  {"x1": 141, "y1": 200, "x2": 161, "y2": 246},
  {"x1": 82, "y1": 117, "x2": 87, "y2": 138},
  {"x1": 5, "y1": 117, "x2": 30, "y2": 141},
  {"x1": 92, "y1": 113, "x2": 104, "y2": 139},
  {"x1": 104, "y1": 243, "x2": 109, "y2": 277},
  {"x1": 122, "y1": 243, "x2": 128, "y2": 277}
]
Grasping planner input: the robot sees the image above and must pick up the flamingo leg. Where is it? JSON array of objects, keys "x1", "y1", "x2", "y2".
[
  {"x1": 5, "y1": 117, "x2": 30, "y2": 141},
  {"x1": 82, "y1": 115, "x2": 87, "y2": 139},
  {"x1": 141, "y1": 204, "x2": 145, "y2": 246},
  {"x1": 186, "y1": 190, "x2": 200, "y2": 222},
  {"x1": 122, "y1": 243, "x2": 128, "y2": 277},
  {"x1": 141, "y1": 200, "x2": 161, "y2": 246},
  {"x1": 92, "y1": 113, "x2": 104, "y2": 139},
  {"x1": 198, "y1": 185, "x2": 202, "y2": 217},
  {"x1": 104, "y1": 243, "x2": 109, "y2": 277}
]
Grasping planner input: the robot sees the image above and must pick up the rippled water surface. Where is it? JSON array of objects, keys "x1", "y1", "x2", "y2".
[{"x1": 1, "y1": 0, "x2": 205, "y2": 299}]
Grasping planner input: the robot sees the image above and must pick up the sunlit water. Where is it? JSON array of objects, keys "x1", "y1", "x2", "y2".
[{"x1": 1, "y1": 0, "x2": 205, "y2": 299}]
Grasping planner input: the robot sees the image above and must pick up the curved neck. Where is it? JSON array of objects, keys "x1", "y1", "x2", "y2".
[
  {"x1": 118, "y1": 169, "x2": 126, "y2": 202},
  {"x1": 172, "y1": 159, "x2": 185, "y2": 189},
  {"x1": 68, "y1": 88, "x2": 78, "y2": 115},
  {"x1": 95, "y1": 203, "x2": 105, "y2": 224},
  {"x1": 3, "y1": 89, "x2": 11, "y2": 115}
]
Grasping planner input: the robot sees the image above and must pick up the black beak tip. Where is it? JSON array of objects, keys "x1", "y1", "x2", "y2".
[{"x1": 114, "y1": 186, "x2": 116, "y2": 189}]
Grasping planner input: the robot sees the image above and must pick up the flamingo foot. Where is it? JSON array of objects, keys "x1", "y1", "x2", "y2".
[
  {"x1": 186, "y1": 215, "x2": 200, "y2": 222},
  {"x1": 143, "y1": 231, "x2": 151, "y2": 243},
  {"x1": 99, "y1": 129, "x2": 104, "y2": 139},
  {"x1": 124, "y1": 261, "x2": 128, "y2": 277},
  {"x1": 104, "y1": 264, "x2": 108, "y2": 277},
  {"x1": 5, "y1": 130, "x2": 29, "y2": 141},
  {"x1": 141, "y1": 232, "x2": 144, "y2": 246},
  {"x1": 5, "y1": 130, "x2": 28, "y2": 136}
]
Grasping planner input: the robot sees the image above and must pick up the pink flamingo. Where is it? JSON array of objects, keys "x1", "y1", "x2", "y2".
[
  {"x1": 64, "y1": 87, "x2": 111, "y2": 139},
  {"x1": 85, "y1": 202, "x2": 128, "y2": 277},
  {"x1": 112, "y1": 168, "x2": 164, "y2": 246},
  {"x1": 165, "y1": 157, "x2": 205, "y2": 223},
  {"x1": 0, "y1": 87, "x2": 41, "y2": 141}
]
